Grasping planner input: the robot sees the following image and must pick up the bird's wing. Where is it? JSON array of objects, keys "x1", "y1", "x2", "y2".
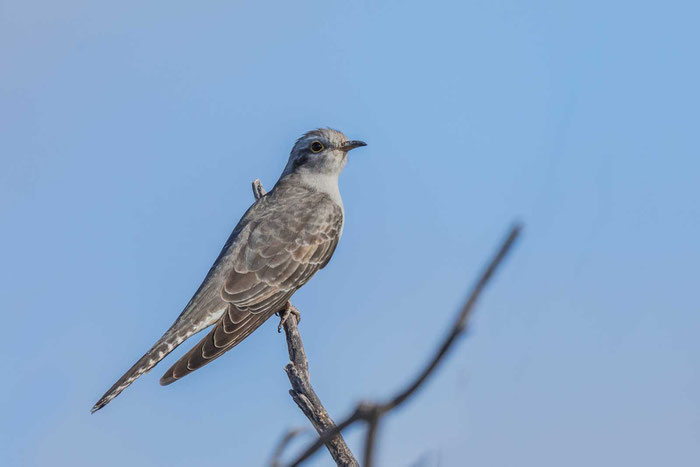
[{"x1": 160, "y1": 189, "x2": 343, "y2": 384}]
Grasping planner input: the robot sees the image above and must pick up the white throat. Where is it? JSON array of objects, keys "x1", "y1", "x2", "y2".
[{"x1": 296, "y1": 170, "x2": 343, "y2": 211}]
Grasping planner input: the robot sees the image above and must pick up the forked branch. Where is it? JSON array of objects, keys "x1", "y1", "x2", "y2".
[
  {"x1": 254, "y1": 178, "x2": 522, "y2": 467},
  {"x1": 286, "y1": 224, "x2": 522, "y2": 466}
]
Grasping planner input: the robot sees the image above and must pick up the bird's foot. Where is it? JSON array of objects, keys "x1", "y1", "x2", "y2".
[{"x1": 277, "y1": 302, "x2": 300, "y2": 333}]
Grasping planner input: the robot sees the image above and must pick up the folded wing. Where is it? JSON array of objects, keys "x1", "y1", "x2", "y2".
[{"x1": 160, "y1": 191, "x2": 343, "y2": 385}]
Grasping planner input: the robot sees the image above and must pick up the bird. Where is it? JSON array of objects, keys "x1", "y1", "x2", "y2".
[{"x1": 91, "y1": 128, "x2": 366, "y2": 413}]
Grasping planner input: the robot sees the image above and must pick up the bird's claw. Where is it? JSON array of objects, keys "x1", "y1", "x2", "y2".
[{"x1": 277, "y1": 302, "x2": 301, "y2": 333}]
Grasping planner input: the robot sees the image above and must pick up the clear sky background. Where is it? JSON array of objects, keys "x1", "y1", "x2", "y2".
[{"x1": 1, "y1": 1, "x2": 698, "y2": 466}]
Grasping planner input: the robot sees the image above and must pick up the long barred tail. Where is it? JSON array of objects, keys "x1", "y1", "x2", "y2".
[{"x1": 91, "y1": 330, "x2": 192, "y2": 413}]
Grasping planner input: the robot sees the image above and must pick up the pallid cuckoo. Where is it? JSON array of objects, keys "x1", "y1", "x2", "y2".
[{"x1": 92, "y1": 128, "x2": 366, "y2": 413}]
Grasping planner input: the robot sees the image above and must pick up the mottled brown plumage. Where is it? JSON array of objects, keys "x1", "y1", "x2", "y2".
[
  {"x1": 92, "y1": 128, "x2": 364, "y2": 413},
  {"x1": 160, "y1": 183, "x2": 343, "y2": 384}
]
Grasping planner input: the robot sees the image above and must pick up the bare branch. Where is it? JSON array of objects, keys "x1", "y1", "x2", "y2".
[
  {"x1": 385, "y1": 223, "x2": 522, "y2": 411},
  {"x1": 281, "y1": 307, "x2": 359, "y2": 466},
  {"x1": 252, "y1": 177, "x2": 523, "y2": 466},
  {"x1": 363, "y1": 410, "x2": 380, "y2": 467},
  {"x1": 287, "y1": 223, "x2": 522, "y2": 466}
]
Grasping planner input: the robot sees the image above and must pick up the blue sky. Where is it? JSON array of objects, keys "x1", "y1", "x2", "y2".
[{"x1": 1, "y1": 1, "x2": 698, "y2": 465}]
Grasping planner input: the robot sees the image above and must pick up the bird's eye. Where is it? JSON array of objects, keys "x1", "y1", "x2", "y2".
[{"x1": 310, "y1": 141, "x2": 325, "y2": 153}]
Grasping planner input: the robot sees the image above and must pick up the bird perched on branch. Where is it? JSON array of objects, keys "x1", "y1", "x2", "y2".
[{"x1": 92, "y1": 128, "x2": 366, "y2": 413}]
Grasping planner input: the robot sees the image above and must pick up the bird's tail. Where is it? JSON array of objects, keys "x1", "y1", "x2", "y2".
[
  {"x1": 91, "y1": 329, "x2": 193, "y2": 413},
  {"x1": 159, "y1": 307, "x2": 274, "y2": 385}
]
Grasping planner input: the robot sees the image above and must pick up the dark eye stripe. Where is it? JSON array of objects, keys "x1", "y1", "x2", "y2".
[{"x1": 293, "y1": 154, "x2": 309, "y2": 169}]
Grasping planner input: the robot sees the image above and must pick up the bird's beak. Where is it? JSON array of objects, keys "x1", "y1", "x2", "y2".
[{"x1": 340, "y1": 140, "x2": 367, "y2": 152}]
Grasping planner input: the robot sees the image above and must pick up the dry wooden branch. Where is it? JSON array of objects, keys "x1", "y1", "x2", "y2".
[
  {"x1": 253, "y1": 178, "x2": 522, "y2": 466},
  {"x1": 285, "y1": 223, "x2": 522, "y2": 467},
  {"x1": 280, "y1": 307, "x2": 359, "y2": 466},
  {"x1": 253, "y1": 179, "x2": 359, "y2": 466}
]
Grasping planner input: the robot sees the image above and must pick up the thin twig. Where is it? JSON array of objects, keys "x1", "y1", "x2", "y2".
[
  {"x1": 269, "y1": 428, "x2": 309, "y2": 467},
  {"x1": 385, "y1": 224, "x2": 521, "y2": 411},
  {"x1": 286, "y1": 223, "x2": 522, "y2": 466},
  {"x1": 252, "y1": 179, "x2": 359, "y2": 466},
  {"x1": 363, "y1": 410, "x2": 380, "y2": 467}
]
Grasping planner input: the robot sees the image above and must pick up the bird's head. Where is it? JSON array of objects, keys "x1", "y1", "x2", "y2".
[{"x1": 282, "y1": 128, "x2": 366, "y2": 177}]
